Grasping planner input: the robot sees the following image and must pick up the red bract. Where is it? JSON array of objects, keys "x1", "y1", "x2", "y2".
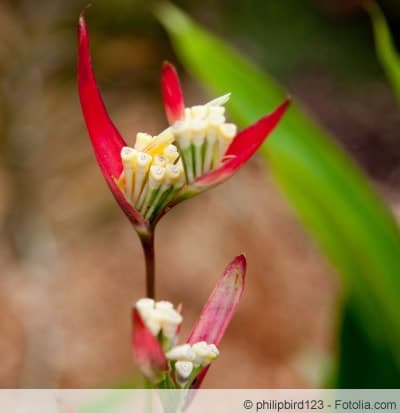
[
  {"x1": 78, "y1": 16, "x2": 148, "y2": 233},
  {"x1": 132, "y1": 308, "x2": 168, "y2": 382},
  {"x1": 194, "y1": 100, "x2": 290, "y2": 188},
  {"x1": 162, "y1": 62, "x2": 185, "y2": 124},
  {"x1": 187, "y1": 254, "x2": 246, "y2": 389}
]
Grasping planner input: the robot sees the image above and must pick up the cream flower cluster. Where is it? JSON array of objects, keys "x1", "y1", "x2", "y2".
[
  {"x1": 136, "y1": 298, "x2": 183, "y2": 340},
  {"x1": 171, "y1": 94, "x2": 237, "y2": 183},
  {"x1": 166, "y1": 342, "x2": 219, "y2": 385},
  {"x1": 118, "y1": 130, "x2": 185, "y2": 221},
  {"x1": 118, "y1": 95, "x2": 238, "y2": 220},
  {"x1": 135, "y1": 298, "x2": 220, "y2": 387}
]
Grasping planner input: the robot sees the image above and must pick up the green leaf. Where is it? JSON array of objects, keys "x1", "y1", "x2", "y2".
[
  {"x1": 156, "y1": 2, "x2": 400, "y2": 385},
  {"x1": 336, "y1": 299, "x2": 400, "y2": 388},
  {"x1": 366, "y1": 0, "x2": 400, "y2": 101}
]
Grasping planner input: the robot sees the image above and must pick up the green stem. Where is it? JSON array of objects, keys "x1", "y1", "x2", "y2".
[{"x1": 140, "y1": 230, "x2": 156, "y2": 299}]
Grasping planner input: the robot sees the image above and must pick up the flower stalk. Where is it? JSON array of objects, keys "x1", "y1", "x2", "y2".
[{"x1": 140, "y1": 230, "x2": 156, "y2": 299}]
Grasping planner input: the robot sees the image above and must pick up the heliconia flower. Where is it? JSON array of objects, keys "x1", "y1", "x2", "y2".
[
  {"x1": 78, "y1": 15, "x2": 289, "y2": 232},
  {"x1": 131, "y1": 254, "x2": 246, "y2": 388}
]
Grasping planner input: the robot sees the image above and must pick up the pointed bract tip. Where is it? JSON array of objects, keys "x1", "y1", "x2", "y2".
[
  {"x1": 225, "y1": 254, "x2": 247, "y2": 287},
  {"x1": 280, "y1": 96, "x2": 291, "y2": 111},
  {"x1": 233, "y1": 253, "x2": 247, "y2": 272},
  {"x1": 161, "y1": 60, "x2": 185, "y2": 124},
  {"x1": 162, "y1": 60, "x2": 175, "y2": 70},
  {"x1": 78, "y1": 13, "x2": 86, "y2": 35},
  {"x1": 79, "y1": 3, "x2": 92, "y2": 22}
]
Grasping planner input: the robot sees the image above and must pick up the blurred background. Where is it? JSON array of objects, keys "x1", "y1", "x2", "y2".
[{"x1": 0, "y1": 0, "x2": 399, "y2": 388}]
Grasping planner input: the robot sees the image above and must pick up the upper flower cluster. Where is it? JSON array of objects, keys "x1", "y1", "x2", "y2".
[
  {"x1": 116, "y1": 93, "x2": 240, "y2": 223},
  {"x1": 77, "y1": 16, "x2": 289, "y2": 234}
]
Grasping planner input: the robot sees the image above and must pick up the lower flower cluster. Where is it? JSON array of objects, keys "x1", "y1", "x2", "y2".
[{"x1": 135, "y1": 298, "x2": 220, "y2": 389}]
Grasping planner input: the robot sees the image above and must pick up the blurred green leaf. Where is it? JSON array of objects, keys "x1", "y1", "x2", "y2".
[
  {"x1": 337, "y1": 299, "x2": 400, "y2": 388},
  {"x1": 367, "y1": 0, "x2": 400, "y2": 101},
  {"x1": 156, "y1": 2, "x2": 400, "y2": 386}
]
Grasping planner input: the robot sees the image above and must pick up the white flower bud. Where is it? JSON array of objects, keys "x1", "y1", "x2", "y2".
[
  {"x1": 145, "y1": 318, "x2": 162, "y2": 336},
  {"x1": 175, "y1": 361, "x2": 194, "y2": 385},
  {"x1": 208, "y1": 107, "x2": 225, "y2": 119},
  {"x1": 155, "y1": 301, "x2": 174, "y2": 310},
  {"x1": 135, "y1": 299, "x2": 183, "y2": 342},
  {"x1": 192, "y1": 341, "x2": 219, "y2": 366},
  {"x1": 136, "y1": 298, "x2": 155, "y2": 311},
  {"x1": 208, "y1": 343, "x2": 220, "y2": 357},
  {"x1": 173, "y1": 120, "x2": 191, "y2": 149},
  {"x1": 160, "y1": 308, "x2": 183, "y2": 339},
  {"x1": 166, "y1": 344, "x2": 195, "y2": 362},
  {"x1": 191, "y1": 105, "x2": 208, "y2": 120}
]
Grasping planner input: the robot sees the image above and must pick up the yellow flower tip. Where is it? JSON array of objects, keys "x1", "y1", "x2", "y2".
[
  {"x1": 134, "y1": 132, "x2": 153, "y2": 151},
  {"x1": 143, "y1": 127, "x2": 175, "y2": 156},
  {"x1": 163, "y1": 144, "x2": 179, "y2": 163}
]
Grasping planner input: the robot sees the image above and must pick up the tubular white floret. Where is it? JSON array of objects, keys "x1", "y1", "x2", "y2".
[
  {"x1": 167, "y1": 341, "x2": 220, "y2": 367},
  {"x1": 155, "y1": 307, "x2": 183, "y2": 340},
  {"x1": 175, "y1": 361, "x2": 194, "y2": 385},
  {"x1": 133, "y1": 152, "x2": 152, "y2": 204},
  {"x1": 163, "y1": 145, "x2": 179, "y2": 163},
  {"x1": 191, "y1": 105, "x2": 208, "y2": 120},
  {"x1": 134, "y1": 132, "x2": 153, "y2": 151},
  {"x1": 217, "y1": 123, "x2": 237, "y2": 162},
  {"x1": 166, "y1": 344, "x2": 196, "y2": 362},
  {"x1": 170, "y1": 95, "x2": 236, "y2": 182},
  {"x1": 153, "y1": 154, "x2": 168, "y2": 167},
  {"x1": 167, "y1": 94, "x2": 237, "y2": 183},
  {"x1": 167, "y1": 341, "x2": 219, "y2": 387},
  {"x1": 135, "y1": 299, "x2": 183, "y2": 341},
  {"x1": 192, "y1": 341, "x2": 220, "y2": 366},
  {"x1": 121, "y1": 147, "x2": 137, "y2": 199},
  {"x1": 156, "y1": 301, "x2": 174, "y2": 310}
]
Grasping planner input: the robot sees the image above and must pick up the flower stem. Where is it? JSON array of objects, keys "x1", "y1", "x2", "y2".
[{"x1": 140, "y1": 230, "x2": 156, "y2": 299}]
